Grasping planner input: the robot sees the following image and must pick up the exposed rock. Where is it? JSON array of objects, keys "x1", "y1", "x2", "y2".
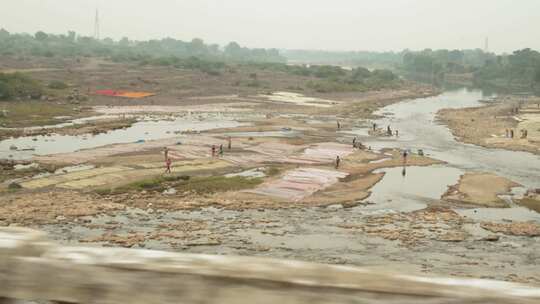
[
  {"x1": 163, "y1": 188, "x2": 177, "y2": 195},
  {"x1": 480, "y1": 222, "x2": 540, "y2": 237},
  {"x1": 480, "y1": 235, "x2": 500, "y2": 242}
]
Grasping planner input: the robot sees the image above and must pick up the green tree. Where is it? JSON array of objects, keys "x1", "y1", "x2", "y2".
[
  {"x1": 224, "y1": 42, "x2": 242, "y2": 58},
  {"x1": 67, "y1": 31, "x2": 76, "y2": 43},
  {"x1": 35, "y1": 31, "x2": 48, "y2": 41},
  {"x1": 119, "y1": 37, "x2": 130, "y2": 46}
]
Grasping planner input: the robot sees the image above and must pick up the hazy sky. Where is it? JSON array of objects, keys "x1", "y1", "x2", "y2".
[{"x1": 1, "y1": 0, "x2": 539, "y2": 53}]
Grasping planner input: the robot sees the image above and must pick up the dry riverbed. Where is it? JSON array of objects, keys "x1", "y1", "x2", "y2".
[{"x1": 1, "y1": 57, "x2": 539, "y2": 286}]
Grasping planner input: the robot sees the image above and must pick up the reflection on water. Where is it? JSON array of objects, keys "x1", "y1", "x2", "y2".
[
  {"x1": 360, "y1": 165, "x2": 464, "y2": 213},
  {"x1": 362, "y1": 88, "x2": 540, "y2": 189},
  {"x1": 353, "y1": 87, "x2": 540, "y2": 221},
  {"x1": 0, "y1": 117, "x2": 244, "y2": 160}
]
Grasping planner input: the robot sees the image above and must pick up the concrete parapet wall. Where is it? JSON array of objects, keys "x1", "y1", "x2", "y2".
[{"x1": 0, "y1": 227, "x2": 539, "y2": 304}]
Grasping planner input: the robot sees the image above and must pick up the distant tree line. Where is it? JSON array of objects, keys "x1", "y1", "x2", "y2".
[
  {"x1": 401, "y1": 48, "x2": 540, "y2": 92},
  {"x1": 401, "y1": 49, "x2": 494, "y2": 76},
  {"x1": 474, "y1": 48, "x2": 540, "y2": 91},
  {"x1": 252, "y1": 63, "x2": 400, "y2": 93},
  {"x1": 0, "y1": 29, "x2": 285, "y2": 63}
]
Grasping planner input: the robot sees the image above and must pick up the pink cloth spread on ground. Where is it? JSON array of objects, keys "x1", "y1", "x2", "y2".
[{"x1": 246, "y1": 168, "x2": 348, "y2": 201}]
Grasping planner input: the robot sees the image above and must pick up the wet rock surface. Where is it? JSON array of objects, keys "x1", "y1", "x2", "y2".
[{"x1": 30, "y1": 203, "x2": 540, "y2": 285}]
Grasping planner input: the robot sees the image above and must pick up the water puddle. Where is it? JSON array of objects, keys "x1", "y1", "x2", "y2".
[
  {"x1": 0, "y1": 117, "x2": 244, "y2": 160},
  {"x1": 360, "y1": 165, "x2": 463, "y2": 212}
]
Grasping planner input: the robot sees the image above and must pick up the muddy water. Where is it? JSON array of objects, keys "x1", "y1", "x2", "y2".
[{"x1": 0, "y1": 117, "x2": 243, "y2": 160}]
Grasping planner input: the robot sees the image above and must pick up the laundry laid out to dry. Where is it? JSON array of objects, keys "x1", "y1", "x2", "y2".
[
  {"x1": 94, "y1": 90, "x2": 156, "y2": 99},
  {"x1": 245, "y1": 167, "x2": 349, "y2": 201}
]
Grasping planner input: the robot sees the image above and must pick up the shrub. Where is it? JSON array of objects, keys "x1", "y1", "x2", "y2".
[
  {"x1": 48, "y1": 80, "x2": 68, "y2": 90},
  {"x1": 0, "y1": 73, "x2": 43, "y2": 100}
]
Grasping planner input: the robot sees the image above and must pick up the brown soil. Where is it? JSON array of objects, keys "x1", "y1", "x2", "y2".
[
  {"x1": 442, "y1": 172, "x2": 520, "y2": 208},
  {"x1": 518, "y1": 190, "x2": 540, "y2": 213},
  {"x1": 0, "y1": 190, "x2": 124, "y2": 226}
]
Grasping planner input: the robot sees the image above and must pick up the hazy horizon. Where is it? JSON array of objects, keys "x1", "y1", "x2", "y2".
[{"x1": 2, "y1": 0, "x2": 539, "y2": 54}]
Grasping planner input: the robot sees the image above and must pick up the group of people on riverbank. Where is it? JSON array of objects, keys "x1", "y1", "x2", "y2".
[
  {"x1": 370, "y1": 123, "x2": 399, "y2": 137},
  {"x1": 163, "y1": 136, "x2": 234, "y2": 173},
  {"x1": 211, "y1": 136, "x2": 233, "y2": 158},
  {"x1": 505, "y1": 128, "x2": 529, "y2": 139},
  {"x1": 352, "y1": 137, "x2": 367, "y2": 150}
]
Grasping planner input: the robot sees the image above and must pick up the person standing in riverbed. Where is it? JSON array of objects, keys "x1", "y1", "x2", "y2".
[
  {"x1": 335, "y1": 156, "x2": 341, "y2": 169},
  {"x1": 521, "y1": 129, "x2": 528, "y2": 139},
  {"x1": 211, "y1": 145, "x2": 216, "y2": 157},
  {"x1": 219, "y1": 144, "x2": 224, "y2": 157},
  {"x1": 387, "y1": 125, "x2": 392, "y2": 136},
  {"x1": 337, "y1": 120, "x2": 341, "y2": 130},
  {"x1": 165, "y1": 157, "x2": 172, "y2": 174},
  {"x1": 227, "y1": 136, "x2": 232, "y2": 150},
  {"x1": 352, "y1": 137, "x2": 357, "y2": 148},
  {"x1": 402, "y1": 150, "x2": 408, "y2": 164},
  {"x1": 163, "y1": 147, "x2": 169, "y2": 161}
]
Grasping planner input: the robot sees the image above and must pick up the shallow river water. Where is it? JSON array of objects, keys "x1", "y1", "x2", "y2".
[
  {"x1": 363, "y1": 88, "x2": 540, "y2": 187},
  {"x1": 0, "y1": 116, "x2": 243, "y2": 160},
  {"x1": 355, "y1": 88, "x2": 540, "y2": 221}
]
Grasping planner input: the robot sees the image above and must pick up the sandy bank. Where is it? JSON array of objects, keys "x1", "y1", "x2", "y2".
[
  {"x1": 442, "y1": 172, "x2": 520, "y2": 208},
  {"x1": 438, "y1": 96, "x2": 540, "y2": 155}
]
